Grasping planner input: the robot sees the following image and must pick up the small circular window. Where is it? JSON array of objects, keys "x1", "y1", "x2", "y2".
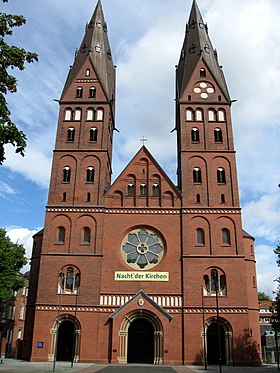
[{"x1": 121, "y1": 228, "x2": 164, "y2": 270}]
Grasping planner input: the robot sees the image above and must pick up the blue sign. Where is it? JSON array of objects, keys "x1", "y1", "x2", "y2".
[{"x1": 37, "y1": 342, "x2": 44, "y2": 348}]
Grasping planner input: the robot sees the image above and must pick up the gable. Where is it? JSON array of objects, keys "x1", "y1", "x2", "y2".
[{"x1": 105, "y1": 147, "x2": 181, "y2": 208}]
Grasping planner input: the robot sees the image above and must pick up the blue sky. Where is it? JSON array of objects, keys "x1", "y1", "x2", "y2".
[{"x1": 1, "y1": 0, "x2": 279, "y2": 296}]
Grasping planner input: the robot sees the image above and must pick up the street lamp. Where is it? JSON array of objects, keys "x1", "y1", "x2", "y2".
[
  {"x1": 201, "y1": 285, "x2": 207, "y2": 370},
  {"x1": 53, "y1": 274, "x2": 62, "y2": 372},
  {"x1": 212, "y1": 269, "x2": 222, "y2": 373}
]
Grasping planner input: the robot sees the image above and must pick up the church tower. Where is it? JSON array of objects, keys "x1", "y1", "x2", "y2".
[{"x1": 25, "y1": 0, "x2": 261, "y2": 366}]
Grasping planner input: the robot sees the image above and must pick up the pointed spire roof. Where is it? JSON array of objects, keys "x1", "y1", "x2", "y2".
[
  {"x1": 177, "y1": 0, "x2": 230, "y2": 101},
  {"x1": 61, "y1": 0, "x2": 115, "y2": 101}
]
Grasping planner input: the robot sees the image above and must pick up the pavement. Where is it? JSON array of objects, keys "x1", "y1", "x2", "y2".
[{"x1": 0, "y1": 359, "x2": 278, "y2": 373}]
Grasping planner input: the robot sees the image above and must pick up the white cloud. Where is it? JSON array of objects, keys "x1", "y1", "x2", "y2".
[
  {"x1": 255, "y1": 244, "x2": 279, "y2": 297},
  {"x1": 0, "y1": 181, "x2": 16, "y2": 199}
]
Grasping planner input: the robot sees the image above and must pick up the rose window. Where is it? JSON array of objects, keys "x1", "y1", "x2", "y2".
[
  {"x1": 193, "y1": 81, "x2": 215, "y2": 99},
  {"x1": 121, "y1": 228, "x2": 164, "y2": 270}
]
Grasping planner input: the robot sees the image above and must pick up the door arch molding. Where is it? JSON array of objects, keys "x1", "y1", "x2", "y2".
[{"x1": 118, "y1": 310, "x2": 163, "y2": 364}]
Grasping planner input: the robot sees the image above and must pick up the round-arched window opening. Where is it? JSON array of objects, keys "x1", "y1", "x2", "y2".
[{"x1": 121, "y1": 228, "x2": 164, "y2": 270}]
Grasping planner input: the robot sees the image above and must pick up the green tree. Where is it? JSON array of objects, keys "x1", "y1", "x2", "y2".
[
  {"x1": 258, "y1": 291, "x2": 272, "y2": 301},
  {"x1": 0, "y1": 0, "x2": 38, "y2": 164},
  {"x1": 0, "y1": 228, "x2": 27, "y2": 306}
]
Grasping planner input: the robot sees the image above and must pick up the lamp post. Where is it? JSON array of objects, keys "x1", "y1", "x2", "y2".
[
  {"x1": 271, "y1": 311, "x2": 280, "y2": 371},
  {"x1": 53, "y1": 274, "x2": 62, "y2": 372},
  {"x1": 201, "y1": 285, "x2": 207, "y2": 370},
  {"x1": 71, "y1": 288, "x2": 79, "y2": 368},
  {"x1": 212, "y1": 269, "x2": 222, "y2": 373}
]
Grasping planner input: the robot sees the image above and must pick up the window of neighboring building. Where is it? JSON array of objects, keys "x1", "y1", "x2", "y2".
[
  {"x1": 140, "y1": 183, "x2": 147, "y2": 196},
  {"x1": 63, "y1": 167, "x2": 71, "y2": 182},
  {"x1": 217, "y1": 167, "x2": 226, "y2": 184},
  {"x1": 196, "y1": 228, "x2": 205, "y2": 245},
  {"x1": 76, "y1": 87, "x2": 83, "y2": 98},
  {"x1": 214, "y1": 128, "x2": 223, "y2": 143},
  {"x1": 193, "y1": 167, "x2": 202, "y2": 183},
  {"x1": 19, "y1": 304, "x2": 24, "y2": 320},
  {"x1": 152, "y1": 183, "x2": 160, "y2": 196},
  {"x1": 58, "y1": 227, "x2": 65, "y2": 244},
  {"x1": 67, "y1": 127, "x2": 75, "y2": 142},
  {"x1": 191, "y1": 128, "x2": 200, "y2": 142},
  {"x1": 17, "y1": 329, "x2": 22, "y2": 340},
  {"x1": 222, "y1": 228, "x2": 231, "y2": 245},
  {"x1": 90, "y1": 127, "x2": 97, "y2": 141},
  {"x1": 74, "y1": 109, "x2": 82, "y2": 121},
  {"x1": 96, "y1": 108, "x2": 104, "y2": 121},
  {"x1": 203, "y1": 268, "x2": 227, "y2": 296},
  {"x1": 86, "y1": 167, "x2": 94, "y2": 183},
  {"x1": 59, "y1": 266, "x2": 80, "y2": 294},
  {"x1": 82, "y1": 227, "x2": 91, "y2": 245},
  {"x1": 127, "y1": 183, "x2": 135, "y2": 196},
  {"x1": 89, "y1": 87, "x2": 96, "y2": 98}
]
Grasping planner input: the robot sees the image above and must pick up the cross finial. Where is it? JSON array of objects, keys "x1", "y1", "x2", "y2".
[{"x1": 140, "y1": 136, "x2": 148, "y2": 146}]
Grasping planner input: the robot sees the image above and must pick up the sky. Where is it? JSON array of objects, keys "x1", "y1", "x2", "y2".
[{"x1": 1, "y1": 0, "x2": 279, "y2": 297}]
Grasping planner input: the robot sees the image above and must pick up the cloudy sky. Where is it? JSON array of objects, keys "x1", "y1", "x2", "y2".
[{"x1": 1, "y1": 0, "x2": 279, "y2": 296}]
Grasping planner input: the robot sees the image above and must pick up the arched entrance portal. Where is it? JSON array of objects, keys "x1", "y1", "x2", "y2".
[
  {"x1": 127, "y1": 318, "x2": 154, "y2": 364},
  {"x1": 57, "y1": 320, "x2": 75, "y2": 361},
  {"x1": 207, "y1": 322, "x2": 226, "y2": 364}
]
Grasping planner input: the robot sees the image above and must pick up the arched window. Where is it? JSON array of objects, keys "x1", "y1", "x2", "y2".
[
  {"x1": 217, "y1": 167, "x2": 226, "y2": 184},
  {"x1": 63, "y1": 167, "x2": 71, "y2": 182},
  {"x1": 191, "y1": 128, "x2": 200, "y2": 142},
  {"x1": 140, "y1": 183, "x2": 147, "y2": 196},
  {"x1": 152, "y1": 183, "x2": 160, "y2": 196},
  {"x1": 57, "y1": 227, "x2": 65, "y2": 244},
  {"x1": 67, "y1": 127, "x2": 75, "y2": 142},
  {"x1": 203, "y1": 268, "x2": 227, "y2": 296},
  {"x1": 64, "y1": 109, "x2": 72, "y2": 121},
  {"x1": 186, "y1": 109, "x2": 193, "y2": 121},
  {"x1": 74, "y1": 109, "x2": 82, "y2": 121},
  {"x1": 193, "y1": 167, "x2": 202, "y2": 183},
  {"x1": 87, "y1": 108, "x2": 94, "y2": 121},
  {"x1": 196, "y1": 228, "x2": 205, "y2": 245},
  {"x1": 76, "y1": 87, "x2": 83, "y2": 98},
  {"x1": 214, "y1": 128, "x2": 223, "y2": 142},
  {"x1": 200, "y1": 68, "x2": 206, "y2": 77},
  {"x1": 82, "y1": 227, "x2": 91, "y2": 244},
  {"x1": 96, "y1": 108, "x2": 104, "y2": 121},
  {"x1": 89, "y1": 87, "x2": 96, "y2": 98},
  {"x1": 195, "y1": 109, "x2": 203, "y2": 121},
  {"x1": 127, "y1": 183, "x2": 135, "y2": 196},
  {"x1": 222, "y1": 228, "x2": 231, "y2": 245},
  {"x1": 59, "y1": 266, "x2": 80, "y2": 294},
  {"x1": 208, "y1": 109, "x2": 215, "y2": 121},
  {"x1": 90, "y1": 127, "x2": 97, "y2": 142},
  {"x1": 86, "y1": 167, "x2": 94, "y2": 183},
  {"x1": 218, "y1": 109, "x2": 225, "y2": 121}
]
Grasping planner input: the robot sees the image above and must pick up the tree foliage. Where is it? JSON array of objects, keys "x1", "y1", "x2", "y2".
[
  {"x1": 258, "y1": 291, "x2": 272, "y2": 301},
  {"x1": 0, "y1": 228, "x2": 27, "y2": 305},
  {"x1": 271, "y1": 243, "x2": 280, "y2": 333},
  {"x1": 0, "y1": 0, "x2": 38, "y2": 164}
]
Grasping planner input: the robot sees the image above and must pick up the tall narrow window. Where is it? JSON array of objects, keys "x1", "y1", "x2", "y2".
[
  {"x1": 67, "y1": 127, "x2": 75, "y2": 142},
  {"x1": 186, "y1": 109, "x2": 193, "y2": 121},
  {"x1": 191, "y1": 128, "x2": 200, "y2": 142},
  {"x1": 74, "y1": 109, "x2": 82, "y2": 121},
  {"x1": 218, "y1": 109, "x2": 225, "y2": 121},
  {"x1": 222, "y1": 228, "x2": 231, "y2": 245},
  {"x1": 193, "y1": 167, "x2": 202, "y2": 183},
  {"x1": 89, "y1": 87, "x2": 96, "y2": 98},
  {"x1": 196, "y1": 194, "x2": 201, "y2": 203},
  {"x1": 85, "y1": 68, "x2": 90, "y2": 77},
  {"x1": 152, "y1": 183, "x2": 160, "y2": 196},
  {"x1": 196, "y1": 228, "x2": 205, "y2": 245},
  {"x1": 65, "y1": 109, "x2": 72, "y2": 121},
  {"x1": 76, "y1": 87, "x2": 83, "y2": 98},
  {"x1": 200, "y1": 68, "x2": 206, "y2": 77},
  {"x1": 217, "y1": 167, "x2": 226, "y2": 184},
  {"x1": 87, "y1": 109, "x2": 94, "y2": 121},
  {"x1": 90, "y1": 127, "x2": 98, "y2": 142},
  {"x1": 195, "y1": 109, "x2": 203, "y2": 121},
  {"x1": 221, "y1": 194, "x2": 225, "y2": 204},
  {"x1": 96, "y1": 108, "x2": 104, "y2": 121},
  {"x1": 87, "y1": 192, "x2": 91, "y2": 202},
  {"x1": 140, "y1": 183, "x2": 147, "y2": 196},
  {"x1": 59, "y1": 266, "x2": 80, "y2": 294},
  {"x1": 62, "y1": 192, "x2": 67, "y2": 202},
  {"x1": 19, "y1": 304, "x2": 24, "y2": 320},
  {"x1": 58, "y1": 227, "x2": 65, "y2": 244},
  {"x1": 214, "y1": 128, "x2": 223, "y2": 143},
  {"x1": 86, "y1": 167, "x2": 94, "y2": 183},
  {"x1": 208, "y1": 109, "x2": 215, "y2": 121},
  {"x1": 63, "y1": 167, "x2": 71, "y2": 182},
  {"x1": 127, "y1": 183, "x2": 135, "y2": 195},
  {"x1": 82, "y1": 227, "x2": 91, "y2": 244}
]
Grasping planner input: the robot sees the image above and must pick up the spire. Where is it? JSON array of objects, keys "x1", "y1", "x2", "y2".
[
  {"x1": 177, "y1": 0, "x2": 230, "y2": 101},
  {"x1": 61, "y1": 0, "x2": 115, "y2": 101}
]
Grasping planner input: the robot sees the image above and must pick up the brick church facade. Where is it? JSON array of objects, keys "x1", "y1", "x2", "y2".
[{"x1": 24, "y1": 0, "x2": 261, "y2": 366}]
